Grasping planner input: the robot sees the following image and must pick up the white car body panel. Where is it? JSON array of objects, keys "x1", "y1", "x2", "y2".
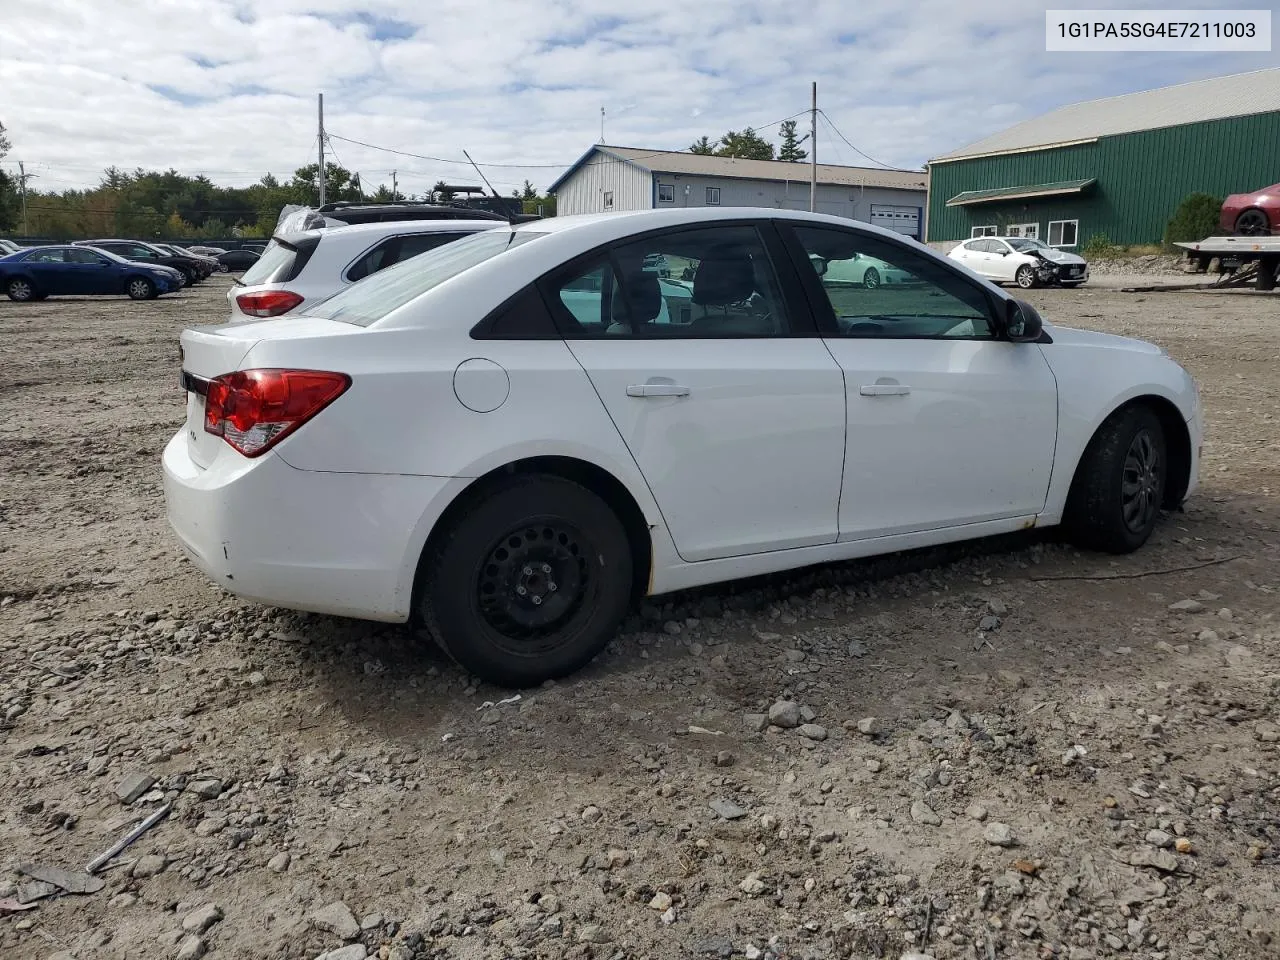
[
  {"x1": 949, "y1": 238, "x2": 1089, "y2": 285},
  {"x1": 165, "y1": 207, "x2": 1202, "y2": 625}
]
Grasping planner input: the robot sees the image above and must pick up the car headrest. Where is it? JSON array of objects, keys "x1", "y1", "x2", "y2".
[
  {"x1": 692, "y1": 255, "x2": 755, "y2": 306},
  {"x1": 612, "y1": 268, "x2": 662, "y2": 324}
]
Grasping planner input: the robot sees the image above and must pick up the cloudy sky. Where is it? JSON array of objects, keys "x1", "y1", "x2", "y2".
[{"x1": 1, "y1": 0, "x2": 1275, "y2": 197}]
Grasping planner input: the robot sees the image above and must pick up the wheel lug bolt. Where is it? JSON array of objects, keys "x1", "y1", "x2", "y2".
[
  {"x1": 541, "y1": 564, "x2": 551, "y2": 574},
  {"x1": 516, "y1": 586, "x2": 527, "y2": 596},
  {"x1": 532, "y1": 596, "x2": 543, "y2": 606},
  {"x1": 548, "y1": 582, "x2": 558, "y2": 592},
  {"x1": 523, "y1": 566, "x2": 533, "y2": 576}
]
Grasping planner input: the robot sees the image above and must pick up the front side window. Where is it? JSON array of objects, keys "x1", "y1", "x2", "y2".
[
  {"x1": 705, "y1": 186, "x2": 721, "y2": 205},
  {"x1": 657, "y1": 183, "x2": 675, "y2": 203},
  {"x1": 548, "y1": 224, "x2": 790, "y2": 338},
  {"x1": 791, "y1": 224, "x2": 995, "y2": 339},
  {"x1": 1048, "y1": 220, "x2": 1079, "y2": 247},
  {"x1": 129, "y1": 245, "x2": 158, "y2": 259},
  {"x1": 970, "y1": 225, "x2": 997, "y2": 238},
  {"x1": 66, "y1": 248, "x2": 107, "y2": 264}
]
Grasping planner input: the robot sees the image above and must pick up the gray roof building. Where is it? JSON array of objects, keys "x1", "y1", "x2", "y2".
[{"x1": 549, "y1": 145, "x2": 928, "y2": 239}]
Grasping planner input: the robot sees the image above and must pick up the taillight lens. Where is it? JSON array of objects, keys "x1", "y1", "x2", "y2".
[
  {"x1": 203, "y1": 369, "x2": 350, "y2": 457},
  {"x1": 235, "y1": 290, "x2": 304, "y2": 318}
]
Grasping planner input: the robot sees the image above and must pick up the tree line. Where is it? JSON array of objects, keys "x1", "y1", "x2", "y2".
[
  {"x1": 0, "y1": 121, "x2": 554, "y2": 240},
  {"x1": 688, "y1": 120, "x2": 809, "y2": 162}
]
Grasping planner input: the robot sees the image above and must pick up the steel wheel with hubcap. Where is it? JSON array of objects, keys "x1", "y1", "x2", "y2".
[
  {"x1": 1015, "y1": 264, "x2": 1037, "y2": 289},
  {"x1": 862, "y1": 267, "x2": 881, "y2": 289},
  {"x1": 419, "y1": 475, "x2": 634, "y2": 687},
  {"x1": 6, "y1": 278, "x2": 34, "y2": 302},
  {"x1": 1065, "y1": 404, "x2": 1168, "y2": 553},
  {"x1": 127, "y1": 277, "x2": 156, "y2": 300},
  {"x1": 1235, "y1": 209, "x2": 1271, "y2": 236}
]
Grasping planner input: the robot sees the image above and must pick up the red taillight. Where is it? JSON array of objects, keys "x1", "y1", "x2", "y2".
[
  {"x1": 203, "y1": 369, "x2": 350, "y2": 457},
  {"x1": 235, "y1": 290, "x2": 304, "y2": 318}
]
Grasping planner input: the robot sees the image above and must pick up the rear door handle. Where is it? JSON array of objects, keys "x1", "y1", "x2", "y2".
[
  {"x1": 859, "y1": 383, "x2": 911, "y2": 397},
  {"x1": 627, "y1": 382, "x2": 691, "y2": 398}
]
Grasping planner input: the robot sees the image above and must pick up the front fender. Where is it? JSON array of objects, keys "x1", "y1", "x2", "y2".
[{"x1": 1039, "y1": 335, "x2": 1199, "y2": 523}]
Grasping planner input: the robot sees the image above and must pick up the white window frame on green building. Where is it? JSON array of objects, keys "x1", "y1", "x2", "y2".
[
  {"x1": 1006, "y1": 223, "x2": 1039, "y2": 239},
  {"x1": 1048, "y1": 219, "x2": 1079, "y2": 247},
  {"x1": 970, "y1": 225, "x2": 998, "y2": 238}
]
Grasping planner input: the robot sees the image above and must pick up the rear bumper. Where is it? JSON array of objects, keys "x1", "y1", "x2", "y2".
[{"x1": 162, "y1": 432, "x2": 467, "y2": 622}]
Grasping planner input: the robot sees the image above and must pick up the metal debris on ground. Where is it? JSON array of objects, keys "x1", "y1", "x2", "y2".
[{"x1": 86, "y1": 802, "x2": 173, "y2": 873}]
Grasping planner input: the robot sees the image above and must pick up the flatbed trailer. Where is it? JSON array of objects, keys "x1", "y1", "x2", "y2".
[{"x1": 1175, "y1": 236, "x2": 1280, "y2": 290}]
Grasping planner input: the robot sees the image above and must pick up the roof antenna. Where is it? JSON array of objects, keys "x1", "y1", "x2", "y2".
[{"x1": 462, "y1": 149, "x2": 516, "y2": 226}]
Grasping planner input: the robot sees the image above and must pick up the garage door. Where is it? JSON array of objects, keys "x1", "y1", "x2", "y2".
[{"x1": 869, "y1": 204, "x2": 920, "y2": 239}]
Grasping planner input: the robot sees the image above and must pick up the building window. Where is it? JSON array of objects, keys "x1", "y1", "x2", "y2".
[
  {"x1": 603, "y1": 191, "x2": 614, "y2": 210},
  {"x1": 1048, "y1": 220, "x2": 1078, "y2": 247},
  {"x1": 657, "y1": 183, "x2": 675, "y2": 203},
  {"x1": 705, "y1": 186, "x2": 721, "y2": 205},
  {"x1": 970, "y1": 225, "x2": 997, "y2": 238},
  {"x1": 1006, "y1": 223, "x2": 1039, "y2": 239}
]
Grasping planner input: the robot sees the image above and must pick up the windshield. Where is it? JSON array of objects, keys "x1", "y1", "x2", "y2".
[
  {"x1": 310, "y1": 229, "x2": 548, "y2": 327},
  {"x1": 1007, "y1": 238, "x2": 1048, "y2": 252}
]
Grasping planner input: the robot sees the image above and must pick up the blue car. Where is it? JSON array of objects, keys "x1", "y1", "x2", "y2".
[{"x1": 0, "y1": 245, "x2": 185, "y2": 302}]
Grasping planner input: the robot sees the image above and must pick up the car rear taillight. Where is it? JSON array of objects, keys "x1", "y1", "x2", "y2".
[
  {"x1": 235, "y1": 290, "x2": 304, "y2": 318},
  {"x1": 203, "y1": 369, "x2": 350, "y2": 457}
]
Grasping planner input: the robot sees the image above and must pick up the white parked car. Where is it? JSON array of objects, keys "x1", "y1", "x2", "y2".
[
  {"x1": 811, "y1": 251, "x2": 913, "y2": 288},
  {"x1": 949, "y1": 236, "x2": 1089, "y2": 288},
  {"x1": 227, "y1": 219, "x2": 501, "y2": 321},
  {"x1": 165, "y1": 207, "x2": 1201, "y2": 687}
]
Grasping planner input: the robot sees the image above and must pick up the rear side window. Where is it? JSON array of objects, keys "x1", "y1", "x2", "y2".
[
  {"x1": 311, "y1": 229, "x2": 547, "y2": 327},
  {"x1": 240, "y1": 236, "x2": 319, "y2": 285},
  {"x1": 345, "y1": 232, "x2": 467, "y2": 283}
]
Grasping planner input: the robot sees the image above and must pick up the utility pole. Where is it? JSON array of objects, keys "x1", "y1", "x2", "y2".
[
  {"x1": 600, "y1": 106, "x2": 605, "y2": 143},
  {"x1": 391, "y1": 170, "x2": 398, "y2": 201},
  {"x1": 18, "y1": 161, "x2": 30, "y2": 233},
  {"x1": 809, "y1": 81, "x2": 818, "y2": 213},
  {"x1": 317, "y1": 93, "x2": 326, "y2": 207}
]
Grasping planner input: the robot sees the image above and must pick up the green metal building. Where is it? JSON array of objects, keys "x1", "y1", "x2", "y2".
[{"x1": 926, "y1": 68, "x2": 1280, "y2": 248}]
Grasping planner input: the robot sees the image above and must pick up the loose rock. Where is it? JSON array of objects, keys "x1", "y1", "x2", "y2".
[
  {"x1": 910, "y1": 800, "x2": 942, "y2": 826},
  {"x1": 115, "y1": 772, "x2": 155, "y2": 805},
  {"x1": 709, "y1": 798, "x2": 747, "y2": 821},
  {"x1": 186, "y1": 779, "x2": 224, "y2": 800},
  {"x1": 798, "y1": 723, "x2": 828, "y2": 742},
  {"x1": 310, "y1": 901, "x2": 360, "y2": 941},
  {"x1": 768, "y1": 701, "x2": 802, "y2": 729},
  {"x1": 856, "y1": 717, "x2": 881, "y2": 736},
  {"x1": 743, "y1": 713, "x2": 768, "y2": 733},
  {"x1": 131, "y1": 855, "x2": 166, "y2": 878},
  {"x1": 983, "y1": 823, "x2": 1016, "y2": 847},
  {"x1": 181, "y1": 903, "x2": 223, "y2": 934},
  {"x1": 176, "y1": 936, "x2": 206, "y2": 960},
  {"x1": 1168, "y1": 599, "x2": 1204, "y2": 613}
]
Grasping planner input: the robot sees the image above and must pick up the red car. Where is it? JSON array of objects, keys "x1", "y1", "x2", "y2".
[{"x1": 1220, "y1": 182, "x2": 1280, "y2": 236}]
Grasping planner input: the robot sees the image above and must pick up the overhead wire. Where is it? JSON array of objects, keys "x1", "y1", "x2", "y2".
[{"x1": 816, "y1": 109, "x2": 901, "y2": 170}]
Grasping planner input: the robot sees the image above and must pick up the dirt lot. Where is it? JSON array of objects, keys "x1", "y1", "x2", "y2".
[{"x1": 2, "y1": 276, "x2": 1278, "y2": 960}]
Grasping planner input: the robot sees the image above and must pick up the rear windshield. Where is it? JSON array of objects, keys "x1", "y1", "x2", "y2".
[
  {"x1": 310, "y1": 229, "x2": 547, "y2": 327},
  {"x1": 240, "y1": 237, "x2": 305, "y2": 285}
]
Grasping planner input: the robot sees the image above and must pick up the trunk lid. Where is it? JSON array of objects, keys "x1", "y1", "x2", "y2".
[{"x1": 178, "y1": 316, "x2": 357, "y2": 469}]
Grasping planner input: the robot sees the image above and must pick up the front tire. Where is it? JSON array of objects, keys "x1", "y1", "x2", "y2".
[
  {"x1": 1015, "y1": 264, "x2": 1038, "y2": 289},
  {"x1": 418, "y1": 475, "x2": 634, "y2": 687},
  {"x1": 1235, "y1": 209, "x2": 1270, "y2": 237},
  {"x1": 6, "y1": 278, "x2": 35, "y2": 301},
  {"x1": 127, "y1": 277, "x2": 157, "y2": 300},
  {"x1": 1064, "y1": 405, "x2": 1167, "y2": 554}
]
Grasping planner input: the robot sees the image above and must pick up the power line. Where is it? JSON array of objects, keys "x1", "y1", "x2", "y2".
[
  {"x1": 324, "y1": 110, "x2": 811, "y2": 171},
  {"x1": 816, "y1": 109, "x2": 900, "y2": 170}
]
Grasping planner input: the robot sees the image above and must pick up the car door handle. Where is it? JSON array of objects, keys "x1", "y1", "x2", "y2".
[
  {"x1": 859, "y1": 383, "x2": 911, "y2": 397},
  {"x1": 627, "y1": 382, "x2": 691, "y2": 398}
]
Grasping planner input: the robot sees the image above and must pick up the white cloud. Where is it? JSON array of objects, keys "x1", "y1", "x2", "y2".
[{"x1": 1, "y1": 0, "x2": 1274, "y2": 196}]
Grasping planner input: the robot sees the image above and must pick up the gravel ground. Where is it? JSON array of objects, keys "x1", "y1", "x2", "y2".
[{"x1": 2, "y1": 277, "x2": 1279, "y2": 960}]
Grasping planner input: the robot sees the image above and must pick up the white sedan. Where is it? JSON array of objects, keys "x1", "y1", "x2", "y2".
[
  {"x1": 811, "y1": 251, "x2": 913, "y2": 288},
  {"x1": 164, "y1": 207, "x2": 1200, "y2": 687},
  {"x1": 949, "y1": 236, "x2": 1090, "y2": 288}
]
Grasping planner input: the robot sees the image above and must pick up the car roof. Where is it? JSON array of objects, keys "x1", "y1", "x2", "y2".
[{"x1": 276, "y1": 218, "x2": 502, "y2": 247}]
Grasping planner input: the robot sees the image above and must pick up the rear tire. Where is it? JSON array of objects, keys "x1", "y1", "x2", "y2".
[
  {"x1": 862, "y1": 267, "x2": 881, "y2": 289},
  {"x1": 6, "y1": 277, "x2": 35, "y2": 301},
  {"x1": 1064, "y1": 405, "x2": 1167, "y2": 554},
  {"x1": 418, "y1": 475, "x2": 633, "y2": 688},
  {"x1": 127, "y1": 277, "x2": 156, "y2": 300},
  {"x1": 1015, "y1": 264, "x2": 1038, "y2": 289}
]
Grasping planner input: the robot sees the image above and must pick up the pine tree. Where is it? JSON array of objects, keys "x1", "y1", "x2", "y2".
[{"x1": 778, "y1": 120, "x2": 807, "y2": 162}]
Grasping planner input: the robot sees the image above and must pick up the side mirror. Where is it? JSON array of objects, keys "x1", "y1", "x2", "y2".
[
  {"x1": 809, "y1": 254, "x2": 829, "y2": 277},
  {"x1": 1006, "y1": 299, "x2": 1043, "y2": 342}
]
